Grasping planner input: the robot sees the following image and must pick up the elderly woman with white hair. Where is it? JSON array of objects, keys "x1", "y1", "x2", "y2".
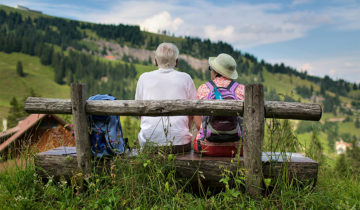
[{"x1": 135, "y1": 43, "x2": 197, "y2": 153}]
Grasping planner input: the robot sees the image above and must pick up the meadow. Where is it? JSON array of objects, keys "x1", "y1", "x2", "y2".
[
  {"x1": 1, "y1": 147, "x2": 359, "y2": 209},
  {"x1": 1, "y1": 119, "x2": 359, "y2": 209},
  {"x1": 0, "y1": 52, "x2": 69, "y2": 118}
]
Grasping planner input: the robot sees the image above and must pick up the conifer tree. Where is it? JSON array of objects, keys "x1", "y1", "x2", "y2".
[
  {"x1": 16, "y1": 61, "x2": 24, "y2": 77},
  {"x1": 7, "y1": 97, "x2": 22, "y2": 128},
  {"x1": 355, "y1": 118, "x2": 360, "y2": 128}
]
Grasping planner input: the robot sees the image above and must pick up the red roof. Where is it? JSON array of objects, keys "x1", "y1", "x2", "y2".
[
  {"x1": 105, "y1": 55, "x2": 115, "y2": 60},
  {"x1": 0, "y1": 114, "x2": 67, "y2": 153},
  {"x1": 0, "y1": 126, "x2": 20, "y2": 139}
]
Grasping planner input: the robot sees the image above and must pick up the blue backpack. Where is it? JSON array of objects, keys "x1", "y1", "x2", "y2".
[{"x1": 88, "y1": 94, "x2": 127, "y2": 157}]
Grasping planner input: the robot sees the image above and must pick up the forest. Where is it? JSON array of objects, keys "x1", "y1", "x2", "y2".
[{"x1": 1, "y1": 8, "x2": 359, "y2": 101}]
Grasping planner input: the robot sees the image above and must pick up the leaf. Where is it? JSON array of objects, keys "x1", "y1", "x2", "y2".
[{"x1": 264, "y1": 178, "x2": 272, "y2": 188}]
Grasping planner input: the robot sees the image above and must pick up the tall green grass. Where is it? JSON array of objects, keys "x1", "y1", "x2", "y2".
[
  {"x1": 1, "y1": 151, "x2": 359, "y2": 209},
  {"x1": 1, "y1": 119, "x2": 359, "y2": 209}
]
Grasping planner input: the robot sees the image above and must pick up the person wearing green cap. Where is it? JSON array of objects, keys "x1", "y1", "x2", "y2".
[{"x1": 193, "y1": 53, "x2": 245, "y2": 157}]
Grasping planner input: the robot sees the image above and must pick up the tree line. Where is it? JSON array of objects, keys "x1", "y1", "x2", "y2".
[{"x1": 1, "y1": 8, "x2": 360, "y2": 105}]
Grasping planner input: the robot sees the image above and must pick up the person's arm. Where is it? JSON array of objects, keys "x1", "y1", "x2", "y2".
[
  {"x1": 135, "y1": 75, "x2": 143, "y2": 121},
  {"x1": 187, "y1": 76, "x2": 197, "y2": 129},
  {"x1": 194, "y1": 116, "x2": 201, "y2": 130},
  {"x1": 188, "y1": 116, "x2": 194, "y2": 129},
  {"x1": 193, "y1": 83, "x2": 209, "y2": 130}
]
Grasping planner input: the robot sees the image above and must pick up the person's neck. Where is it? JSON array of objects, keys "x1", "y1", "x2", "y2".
[{"x1": 158, "y1": 67, "x2": 174, "y2": 70}]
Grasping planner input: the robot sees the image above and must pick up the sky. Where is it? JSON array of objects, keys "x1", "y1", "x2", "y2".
[{"x1": 2, "y1": 0, "x2": 360, "y2": 83}]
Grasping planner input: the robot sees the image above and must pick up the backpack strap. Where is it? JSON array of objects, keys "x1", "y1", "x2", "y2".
[
  {"x1": 205, "y1": 80, "x2": 216, "y2": 92},
  {"x1": 228, "y1": 81, "x2": 239, "y2": 94},
  {"x1": 197, "y1": 138, "x2": 202, "y2": 152}
]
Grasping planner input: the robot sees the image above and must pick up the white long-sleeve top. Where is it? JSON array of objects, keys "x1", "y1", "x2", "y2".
[{"x1": 135, "y1": 68, "x2": 197, "y2": 147}]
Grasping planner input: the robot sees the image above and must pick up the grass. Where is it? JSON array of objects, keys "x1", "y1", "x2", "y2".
[
  {"x1": 0, "y1": 4, "x2": 49, "y2": 20},
  {"x1": 0, "y1": 52, "x2": 70, "y2": 119},
  {"x1": 298, "y1": 131, "x2": 331, "y2": 154},
  {"x1": 1, "y1": 150, "x2": 359, "y2": 209},
  {"x1": 0, "y1": 113, "x2": 359, "y2": 209},
  {"x1": 262, "y1": 70, "x2": 314, "y2": 102}
]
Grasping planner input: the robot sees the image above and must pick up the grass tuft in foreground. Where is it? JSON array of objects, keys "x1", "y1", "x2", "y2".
[{"x1": 1, "y1": 150, "x2": 360, "y2": 209}]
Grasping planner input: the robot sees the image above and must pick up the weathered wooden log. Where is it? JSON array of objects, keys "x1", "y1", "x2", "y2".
[
  {"x1": 243, "y1": 84, "x2": 265, "y2": 197},
  {"x1": 35, "y1": 147, "x2": 318, "y2": 190},
  {"x1": 71, "y1": 84, "x2": 92, "y2": 175},
  {"x1": 25, "y1": 97, "x2": 322, "y2": 121},
  {"x1": 25, "y1": 97, "x2": 72, "y2": 114},
  {"x1": 264, "y1": 101, "x2": 322, "y2": 120}
]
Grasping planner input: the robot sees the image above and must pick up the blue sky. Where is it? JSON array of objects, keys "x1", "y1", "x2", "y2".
[{"x1": 2, "y1": 0, "x2": 360, "y2": 83}]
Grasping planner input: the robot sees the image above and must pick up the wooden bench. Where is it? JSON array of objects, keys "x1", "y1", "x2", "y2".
[
  {"x1": 35, "y1": 147, "x2": 318, "y2": 191},
  {"x1": 25, "y1": 83, "x2": 322, "y2": 197}
]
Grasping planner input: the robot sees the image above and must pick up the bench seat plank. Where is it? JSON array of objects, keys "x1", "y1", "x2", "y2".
[{"x1": 35, "y1": 147, "x2": 318, "y2": 189}]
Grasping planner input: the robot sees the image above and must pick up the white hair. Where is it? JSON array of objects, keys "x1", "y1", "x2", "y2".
[{"x1": 155, "y1": 43, "x2": 179, "y2": 68}]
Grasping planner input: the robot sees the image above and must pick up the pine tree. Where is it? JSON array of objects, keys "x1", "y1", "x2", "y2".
[
  {"x1": 65, "y1": 69, "x2": 73, "y2": 85},
  {"x1": 7, "y1": 97, "x2": 22, "y2": 128},
  {"x1": 129, "y1": 63, "x2": 137, "y2": 78},
  {"x1": 355, "y1": 118, "x2": 360, "y2": 128},
  {"x1": 353, "y1": 83, "x2": 358, "y2": 90},
  {"x1": 16, "y1": 61, "x2": 24, "y2": 77}
]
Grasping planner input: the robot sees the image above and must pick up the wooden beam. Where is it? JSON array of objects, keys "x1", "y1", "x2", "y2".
[
  {"x1": 265, "y1": 101, "x2": 322, "y2": 121},
  {"x1": 25, "y1": 97, "x2": 71, "y2": 114},
  {"x1": 25, "y1": 98, "x2": 322, "y2": 121},
  {"x1": 35, "y1": 147, "x2": 318, "y2": 191},
  {"x1": 243, "y1": 84, "x2": 265, "y2": 198},
  {"x1": 71, "y1": 83, "x2": 92, "y2": 175}
]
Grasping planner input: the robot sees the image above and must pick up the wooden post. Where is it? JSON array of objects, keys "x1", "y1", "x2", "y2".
[
  {"x1": 71, "y1": 83, "x2": 92, "y2": 175},
  {"x1": 243, "y1": 84, "x2": 265, "y2": 197}
]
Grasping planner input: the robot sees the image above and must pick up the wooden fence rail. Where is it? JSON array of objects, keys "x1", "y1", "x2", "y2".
[
  {"x1": 24, "y1": 83, "x2": 322, "y2": 198},
  {"x1": 25, "y1": 98, "x2": 322, "y2": 120}
]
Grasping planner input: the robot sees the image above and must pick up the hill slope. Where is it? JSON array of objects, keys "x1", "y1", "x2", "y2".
[
  {"x1": 0, "y1": 52, "x2": 69, "y2": 118},
  {"x1": 0, "y1": 4, "x2": 359, "y2": 152}
]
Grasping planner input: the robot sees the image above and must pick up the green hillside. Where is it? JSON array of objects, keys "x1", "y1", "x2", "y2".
[
  {"x1": 2, "y1": 4, "x2": 360, "y2": 210},
  {"x1": 0, "y1": 4, "x2": 359, "y2": 152},
  {"x1": 0, "y1": 52, "x2": 69, "y2": 119},
  {"x1": 0, "y1": 4, "x2": 48, "y2": 19}
]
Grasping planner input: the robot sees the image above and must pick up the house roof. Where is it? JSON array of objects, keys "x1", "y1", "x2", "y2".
[
  {"x1": 335, "y1": 139, "x2": 352, "y2": 148},
  {"x1": 0, "y1": 114, "x2": 68, "y2": 153},
  {"x1": 105, "y1": 55, "x2": 115, "y2": 60},
  {"x1": 0, "y1": 126, "x2": 20, "y2": 139}
]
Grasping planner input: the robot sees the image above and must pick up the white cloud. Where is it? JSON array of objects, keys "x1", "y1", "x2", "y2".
[
  {"x1": 2, "y1": 0, "x2": 360, "y2": 82},
  {"x1": 5, "y1": 0, "x2": 358, "y2": 49},
  {"x1": 140, "y1": 11, "x2": 183, "y2": 33},
  {"x1": 329, "y1": 69, "x2": 336, "y2": 77},
  {"x1": 204, "y1": 25, "x2": 235, "y2": 42},
  {"x1": 326, "y1": 6, "x2": 360, "y2": 30},
  {"x1": 3, "y1": 0, "x2": 360, "y2": 46},
  {"x1": 30, "y1": 0, "x2": 327, "y2": 49},
  {"x1": 300, "y1": 63, "x2": 312, "y2": 73}
]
